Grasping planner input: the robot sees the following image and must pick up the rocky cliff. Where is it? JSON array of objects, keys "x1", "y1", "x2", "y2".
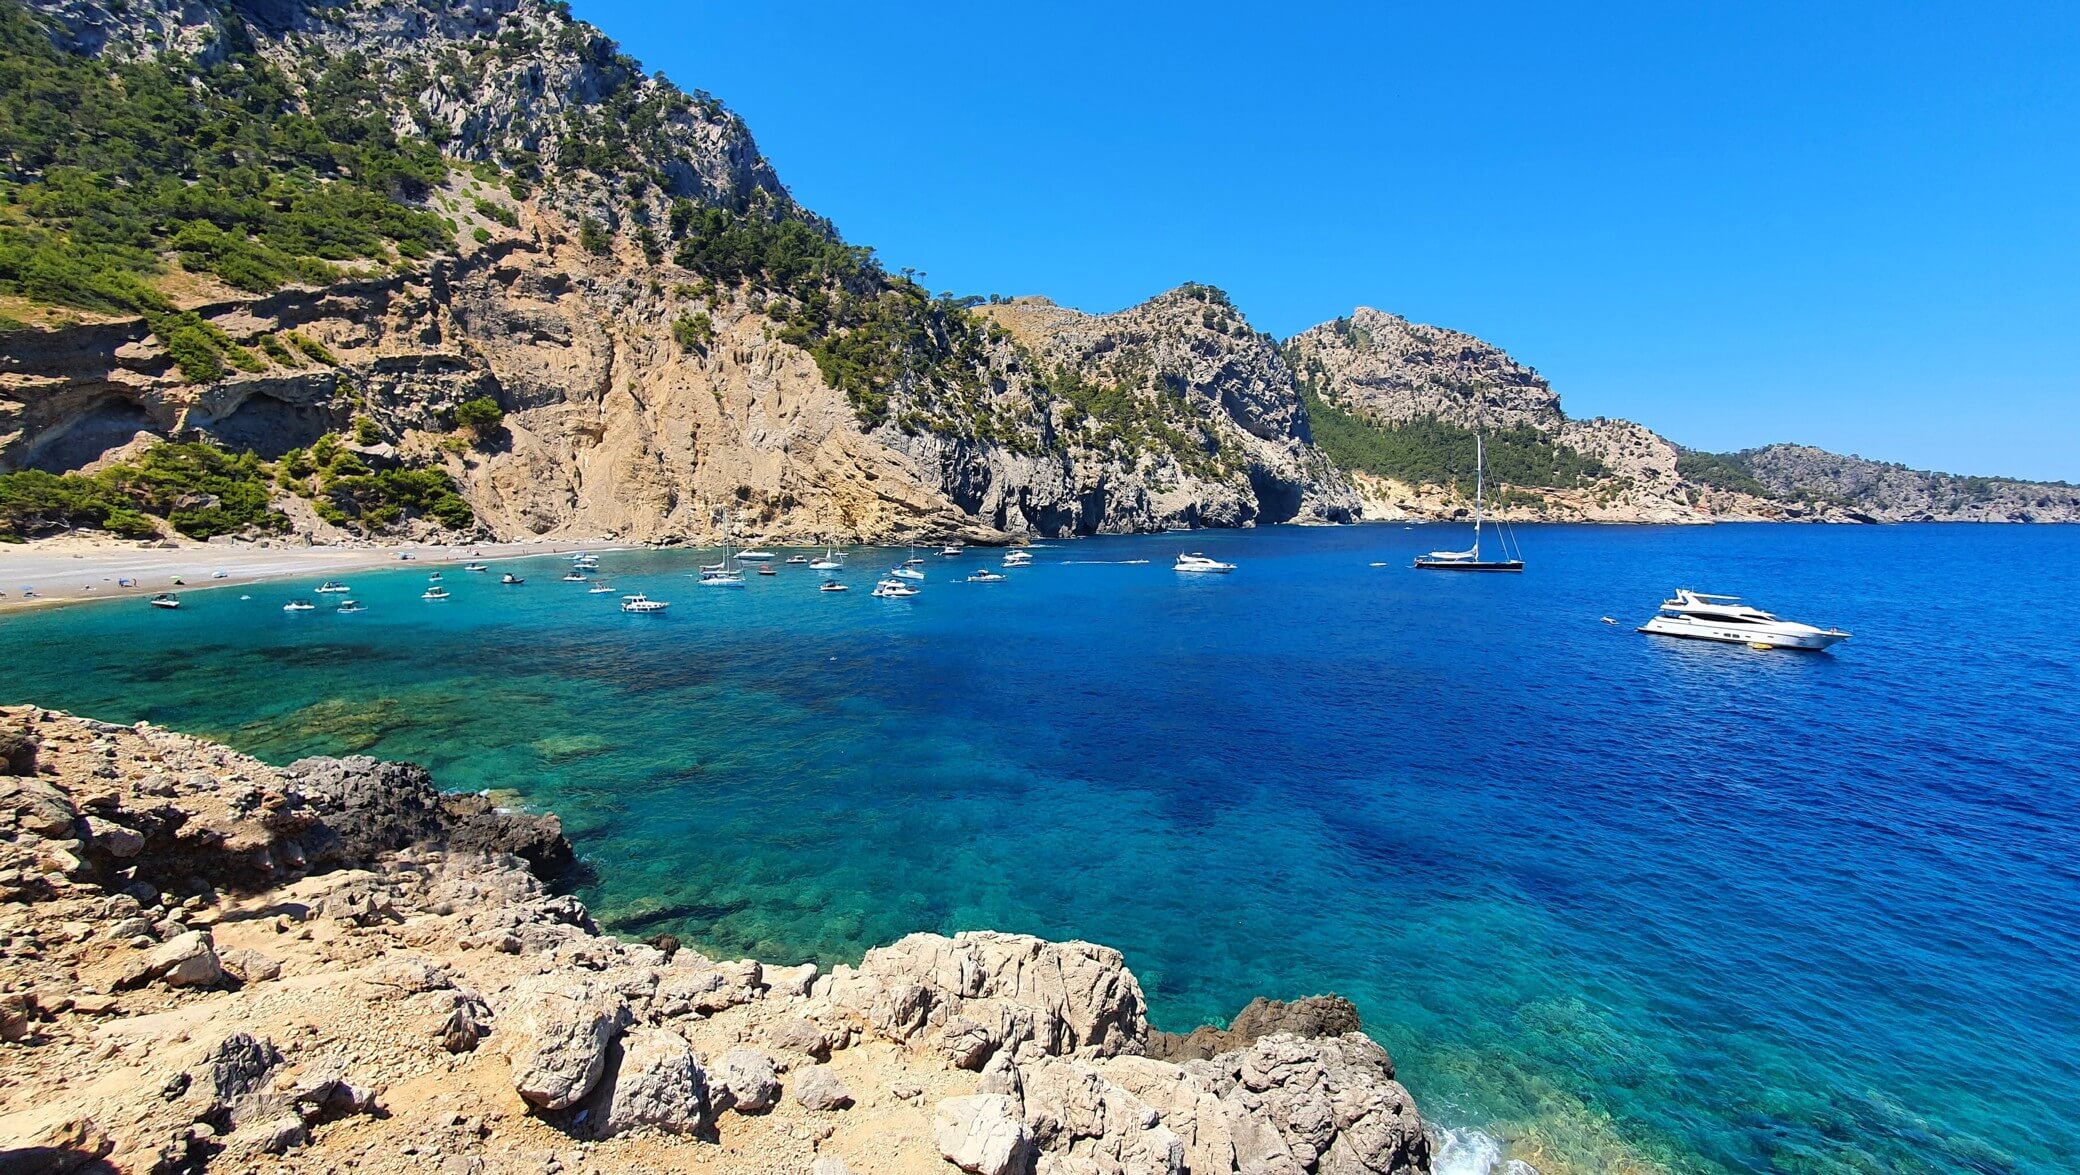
[
  {"x1": 0, "y1": 705, "x2": 1434, "y2": 1174},
  {"x1": 0, "y1": 0, "x2": 1350, "y2": 545},
  {"x1": 1729, "y1": 444, "x2": 2080, "y2": 523}
]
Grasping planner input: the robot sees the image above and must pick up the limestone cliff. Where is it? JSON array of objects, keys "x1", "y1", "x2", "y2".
[{"x1": 1732, "y1": 444, "x2": 2080, "y2": 523}]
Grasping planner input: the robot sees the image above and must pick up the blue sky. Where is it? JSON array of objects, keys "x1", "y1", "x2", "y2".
[{"x1": 575, "y1": 1, "x2": 2079, "y2": 481}]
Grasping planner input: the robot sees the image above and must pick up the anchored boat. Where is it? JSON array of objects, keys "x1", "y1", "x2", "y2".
[{"x1": 1638, "y1": 591, "x2": 1850, "y2": 651}]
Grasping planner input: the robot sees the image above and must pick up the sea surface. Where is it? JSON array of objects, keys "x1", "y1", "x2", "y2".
[{"x1": 3, "y1": 524, "x2": 2075, "y2": 1175}]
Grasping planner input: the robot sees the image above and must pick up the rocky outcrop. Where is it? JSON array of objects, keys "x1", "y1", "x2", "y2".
[
  {"x1": 1147, "y1": 995, "x2": 1364, "y2": 1063},
  {"x1": 1732, "y1": 444, "x2": 2080, "y2": 522},
  {"x1": 0, "y1": 707, "x2": 1443, "y2": 1172},
  {"x1": 1283, "y1": 309, "x2": 1563, "y2": 431}
]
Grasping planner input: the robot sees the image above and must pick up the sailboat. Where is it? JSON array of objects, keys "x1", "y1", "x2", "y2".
[
  {"x1": 699, "y1": 510, "x2": 746, "y2": 586},
  {"x1": 1413, "y1": 418, "x2": 1524, "y2": 572}
]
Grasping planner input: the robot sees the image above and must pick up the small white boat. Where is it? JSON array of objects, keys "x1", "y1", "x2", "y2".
[
  {"x1": 820, "y1": 581, "x2": 850, "y2": 593},
  {"x1": 786, "y1": 554, "x2": 811, "y2": 565},
  {"x1": 588, "y1": 583, "x2": 615, "y2": 594},
  {"x1": 736, "y1": 549, "x2": 776, "y2": 562},
  {"x1": 1174, "y1": 553, "x2": 1235, "y2": 574},
  {"x1": 501, "y1": 573, "x2": 525, "y2": 585},
  {"x1": 464, "y1": 563, "x2": 489, "y2": 573},
  {"x1": 314, "y1": 581, "x2": 350, "y2": 593},
  {"x1": 967, "y1": 569, "x2": 1006, "y2": 583},
  {"x1": 148, "y1": 593, "x2": 181, "y2": 610},
  {"x1": 939, "y1": 545, "x2": 964, "y2": 557},
  {"x1": 757, "y1": 565, "x2": 777, "y2": 576},
  {"x1": 872, "y1": 578, "x2": 919, "y2": 598},
  {"x1": 336, "y1": 600, "x2": 365, "y2": 614},
  {"x1": 889, "y1": 566, "x2": 925, "y2": 582},
  {"x1": 428, "y1": 571, "x2": 442, "y2": 581},
  {"x1": 620, "y1": 593, "x2": 670, "y2": 613},
  {"x1": 1002, "y1": 550, "x2": 1033, "y2": 567},
  {"x1": 422, "y1": 586, "x2": 450, "y2": 601},
  {"x1": 1638, "y1": 590, "x2": 1850, "y2": 651},
  {"x1": 284, "y1": 599, "x2": 317, "y2": 612},
  {"x1": 561, "y1": 571, "x2": 588, "y2": 582}
]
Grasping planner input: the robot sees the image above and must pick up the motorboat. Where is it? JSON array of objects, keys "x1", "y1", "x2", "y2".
[
  {"x1": 785, "y1": 554, "x2": 811, "y2": 565},
  {"x1": 561, "y1": 571, "x2": 588, "y2": 582},
  {"x1": 966, "y1": 569, "x2": 1006, "y2": 583},
  {"x1": 336, "y1": 599, "x2": 365, "y2": 614},
  {"x1": 871, "y1": 577, "x2": 919, "y2": 598},
  {"x1": 736, "y1": 549, "x2": 776, "y2": 562},
  {"x1": 464, "y1": 563, "x2": 489, "y2": 573},
  {"x1": 422, "y1": 586, "x2": 450, "y2": 601},
  {"x1": 314, "y1": 580, "x2": 350, "y2": 593},
  {"x1": 428, "y1": 571, "x2": 442, "y2": 582},
  {"x1": 588, "y1": 582, "x2": 615, "y2": 594},
  {"x1": 620, "y1": 593, "x2": 670, "y2": 613},
  {"x1": 501, "y1": 573, "x2": 525, "y2": 585},
  {"x1": 820, "y1": 581, "x2": 850, "y2": 593},
  {"x1": 1413, "y1": 416, "x2": 1524, "y2": 572},
  {"x1": 284, "y1": 599, "x2": 317, "y2": 612},
  {"x1": 1638, "y1": 590, "x2": 1851, "y2": 651},
  {"x1": 148, "y1": 593, "x2": 181, "y2": 610},
  {"x1": 757, "y1": 565, "x2": 777, "y2": 576},
  {"x1": 1174, "y1": 553, "x2": 1235, "y2": 574},
  {"x1": 1001, "y1": 550, "x2": 1033, "y2": 567},
  {"x1": 889, "y1": 565, "x2": 925, "y2": 582},
  {"x1": 939, "y1": 545, "x2": 964, "y2": 557},
  {"x1": 808, "y1": 549, "x2": 845, "y2": 571}
]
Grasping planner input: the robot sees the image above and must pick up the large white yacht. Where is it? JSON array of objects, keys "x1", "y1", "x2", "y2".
[
  {"x1": 1174, "y1": 552, "x2": 1235, "y2": 574},
  {"x1": 1638, "y1": 590, "x2": 1851, "y2": 651}
]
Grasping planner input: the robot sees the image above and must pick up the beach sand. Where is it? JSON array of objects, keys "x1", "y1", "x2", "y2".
[{"x1": 0, "y1": 535, "x2": 628, "y2": 613}]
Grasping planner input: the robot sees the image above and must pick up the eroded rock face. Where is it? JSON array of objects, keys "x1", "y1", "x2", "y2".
[
  {"x1": 596, "y1": 1027, "x2": 708, "y2": 1137},
  {"x1": 936, "y1": 1093, "x2": 1035, "y2": 1175},
  {"x1": 1147, "y1": 995, "x2": 1364, "y2": 1063},
  {"x1": 1185, "y1": 1033, "x2": 1429, "y2": 1175},
  {"x1": 828, "y1": 931, "x2": 1149, "y2": 1069},
  {"x1": 713, "y1": 1048, "x2": 780, "y2": 1114}
]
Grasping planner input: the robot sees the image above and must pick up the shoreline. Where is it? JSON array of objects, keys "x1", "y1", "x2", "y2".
[{"x1": 0, "y1": 536, "x2": 632, "y2": 614}]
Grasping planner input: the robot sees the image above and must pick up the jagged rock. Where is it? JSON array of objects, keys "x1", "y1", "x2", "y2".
[
  {"x1": 1184, "y1": 1033, "x2": 1429, "y2": 1175},
  {"x1": 0, "y1": 991, "x2": 33, "y2": 1042},
  {"x1": 656, "y1": 961, "x2": 761, "y2": 1016},
  {"x1": 766, "y1": 961, "x2": 818, "y2": 998},
  {"x1": 1146, "y1": 995, "x2": 1363, "y2": 1063},
  {"x1": 1098, "y1": 1057, "x2": 1238, "y2": 1175},
  {"x1": 828, "y1": 932, "x2": 1147, "y2": 1066},
  {"x1": 200, "y1": 1033, "x2": 285, "y2": 1130},
  {"x1": 0, "y1": 775, "x2": 76, "y2": 837},
  {"x1": 792, "y1": 1066, "x2": 853, "y2": 1111},
  {"x1": 284, "y1": 1053, "x2": 378, "y2": 1120},
  {"x1": 0, "y1": 714, "x2": 37, "y2": 775},
  {"x1": 597, "y1": 1027, "x2": 708, "y2": 1136},
  {"x1": 0, "y1": 1115, "x2": 114, "y2": 1173},
  {"x1": 768, "y1": 1017, "x2": 834, "y2": 1061},
  {"x1": 1020, "y1": 1057, "x2": 1184, "y2": 1175},
  {"x1": 149, "y1": 929, "x2": 223, "y2": 987},
  {"x1": 82, "y1": 814, "x2": 143, "y2": 858},
  {"x1": 220, "y1": 947, "x2": 282, "y2": 984},
  {"x1": 440, "y1": 994, "x2": 490, "y2": 1054},
  {"x1": 282, "y1": 756, "x2": 446, "y2": 860},
  {"x1": 935, "y1": 1094, "x2": 1034, "y2": 1175},
  {"x1": 503, "y1": 978, "x2": 630, "y2": 1110},
  {"x1": 713, "y1": 1048, "x2": 780, "y2": 1114}
]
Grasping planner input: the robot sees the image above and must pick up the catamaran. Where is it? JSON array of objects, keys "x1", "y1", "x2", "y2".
[
  {"x1": 1638, "y1": 591, "x2": 1850, "y2": 651},
  {"x1": 1413, "y1": 419, "x2": 1523, "y2": 572}
]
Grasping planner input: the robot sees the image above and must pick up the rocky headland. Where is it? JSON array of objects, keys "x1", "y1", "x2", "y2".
[{"x1": 0, "y1": 705, "x2": 1436, "y2": 1174}]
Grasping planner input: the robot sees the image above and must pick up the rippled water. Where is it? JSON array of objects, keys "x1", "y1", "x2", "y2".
[{"x1": 3, "y1": 524, "x2": 2074, "y2": 1174}]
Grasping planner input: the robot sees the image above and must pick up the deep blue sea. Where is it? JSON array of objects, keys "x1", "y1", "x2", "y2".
[{"x1": 3, "y1": 524, "x2": 2075, "y2": 1174}]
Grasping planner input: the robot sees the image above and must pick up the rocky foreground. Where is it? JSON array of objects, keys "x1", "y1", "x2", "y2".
[{"x1": 0, "y1": 707, "x2": 1433, "y2": 1175}]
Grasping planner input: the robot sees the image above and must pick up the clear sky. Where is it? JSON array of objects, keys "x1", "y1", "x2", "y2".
[{"x1": 573, "y1": 1, "x2": 2079, "y2": 481}]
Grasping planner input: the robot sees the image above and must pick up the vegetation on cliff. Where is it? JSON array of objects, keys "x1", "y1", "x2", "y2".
[
  {"x1": 0, "y1": 3, "x2": 452, "y2": 317},
  {"x1": 1301, "y1": 387, "x2": 1607, "y2": 491}
]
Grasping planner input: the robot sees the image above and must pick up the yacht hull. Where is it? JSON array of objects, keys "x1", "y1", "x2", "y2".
[
  {"x1": 1413, "y1": 559, "x2": 1524, "y2": 572},
  {"x1": 1638, "y1": 617, "x2": 1847, "y2": 650}
]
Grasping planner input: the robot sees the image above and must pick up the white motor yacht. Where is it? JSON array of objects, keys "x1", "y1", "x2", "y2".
[
  {"x1": 464, "y1": 563, "x2": 489, "y2": 573},
  {"x1": 421, "y1": 586, "x2": 450, "y2": 601},
  {"x1": 966, "y1": 569, "x2": 1006, "y2": 583},
  {"x1": 1174, "y1": 553, "x2": 1235, "y2": 574},
  {"x1": 149, "y1": 593, "x2": 181, "y2": 610},
  {"x1": 820, "y1": 581, "x2": 850, "y2": 593},
  {"x1": 336, "y1": 599, "x2": 365, "y2": 614},
  {"x1": 314, "y1": 580, "x2": 350, "y2": 593},
  {"x1": 620, "y1": 593, "x2": 670, "y2": 613},
  {"x1": 736, "y1": 549, "x2": 776, "y2": 562},
  {"x1": 284, "y1": 598, "x2": 317, "y2": 612},
  {"x1": 1002, "y1": 550, "x2": 1033, "y2": 567},
  {"x1": 1638, "y1": 590, "x2": 1850, "y2": 651},
  {"x1": 939, "y1": 545, "x2": 964, "y2": 557},
  {"x1": 871, "y1": 578, "x2": 919, "y2": 598}
]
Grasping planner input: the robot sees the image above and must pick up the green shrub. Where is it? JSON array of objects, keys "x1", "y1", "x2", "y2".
[
  {"x1": 671, "y1": 313, "x2": 714, "y2": 353},
  {"x1": 286, "y1": 332, "x2": 337, "y2": 366},
  {"x1": 452, "y1": 397, "x2": 505, "y2": 437},
  {"x1": 579, "y1": 218, "x2": 613, "y2": 256},
  {"x1": 353, "y1": 417, "x2": 381, "y2": 444},
  {"x1": 256, "y1": 334, "x2": 302, "y2": 367},
  {"x1": 1300, "y1": 390, "x2": 1608, "y2": 490},
  {"x1": 473, "y1": 198, "x2": 518, "y2": 228}
]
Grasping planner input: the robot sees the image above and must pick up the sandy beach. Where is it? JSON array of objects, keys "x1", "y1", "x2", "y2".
[{"x1": 0, "y1": 535, "x2": 630, "y2": 613}]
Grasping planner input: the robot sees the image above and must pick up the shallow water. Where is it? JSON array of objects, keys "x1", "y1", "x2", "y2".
[{"x1": 4, "y1": 524, "x2": 2075, "y2": 1174}]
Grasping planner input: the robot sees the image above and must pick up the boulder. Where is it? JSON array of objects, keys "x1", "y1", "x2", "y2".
[
  {"x1": 934, "y1": 1094, "x2": 1033, "y2": 1175},
  {"x1": 0, "y1": 775, "x2": 76, "y2": 837},
  {"x1": 713, "y1": 1048, "x2": 780, "y2": 1113},
  {"x1": 768, "y1": 1017, "x2": 833, "y2": 1061},
  {"x1": 1019, "y1": 1057, "x2": 1184, "y2": 1175},
  {"x1": 828, "y1": 932, "x2": 1147, "y2": 1065},
  {"x1": 0, "y1": 713, "x2": 37, "y2": 775},
  {"x1": 502, "y1": 978, "x2": 630, "y2": 1110},
  {"x1": 220, "y1": 948, "x2": 282, "y2": 984},
  {"x1": 1184, "y1": 1032, "x2": 1429, "y2": 1175},
  {"x1": 792, "y1": 1066, "x2": 853, "y2": 1111},
  {"x1": 598, "y1": 1027, "x2": 708, "y2": 1136},
  {"x1": 149, "y1": 930, "x2": 223, "y2": 987},
  {"x1": 82, "y1": 814, "x2": 144, "y2": 858},
  {"x1": 766, "y1": 962, "x2": 818, "y2": 998}
]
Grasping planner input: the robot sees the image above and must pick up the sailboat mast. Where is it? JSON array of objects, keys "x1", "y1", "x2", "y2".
[{"x1": 1472, "y1": 431, "x2": 1485, "y2": 560}]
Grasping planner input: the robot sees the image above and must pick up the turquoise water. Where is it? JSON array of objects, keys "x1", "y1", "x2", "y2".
[{"x1": 3, "y1": 525, "x2": 2075, "y2": 1174}]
